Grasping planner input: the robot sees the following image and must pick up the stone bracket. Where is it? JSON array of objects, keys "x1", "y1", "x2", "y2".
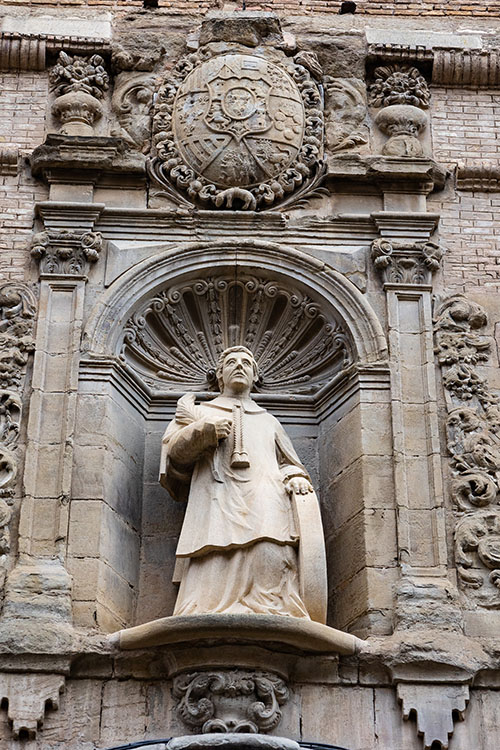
[
  {"x1": 0, "y1": 672, "x2": 65, "y2": 739},
  {"x1": 397, "y1": 682, "x2": 470, "y2": 750}
]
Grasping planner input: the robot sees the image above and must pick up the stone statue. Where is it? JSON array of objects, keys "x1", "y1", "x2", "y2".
[{"x1": 160, "y1": 346, "x2": 327, "y2": 623}]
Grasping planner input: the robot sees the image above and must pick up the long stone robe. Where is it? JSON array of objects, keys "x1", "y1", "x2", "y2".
[{"x1": 160, "y1": 394, "x2": 311, "y2": 618}]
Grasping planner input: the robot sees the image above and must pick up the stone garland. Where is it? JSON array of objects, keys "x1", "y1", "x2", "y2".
[
  {"x1": 434, "y1": 295, "x2": 500, "y2": 606},
  {"x1": 368, "y1": 64, "x2": 430, "y2": 158},
  {"x1": 0, "y1": 281, "x2": 37, "y2": 592},
  {"x1": 149, "y1": 46, "x2": 325, "y2": 211}
]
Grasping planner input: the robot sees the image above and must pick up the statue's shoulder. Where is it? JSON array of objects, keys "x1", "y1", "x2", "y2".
[{"x1": 174, "y1": 392, "x2": 202, "y2": 425}]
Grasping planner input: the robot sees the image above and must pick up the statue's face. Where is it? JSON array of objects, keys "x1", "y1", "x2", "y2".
[{"x1": 221, "y1": 350, "x2": 255, "y2": 394}]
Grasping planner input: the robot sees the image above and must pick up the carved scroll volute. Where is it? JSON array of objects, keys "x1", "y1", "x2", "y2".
[
  {"x1": 31, "y1": 231, "x2": 103, "y2": 276},
  {"x1": 173, "y1": 670, "x2": 289, "y2": 734},
  {"x1": 434, "y1": 294, "x2": 500, "y2": 605},
  {"x1": 371, "y1": 239, "x2": 442, "y2": 286},
  {"x1": 0, "y1": 282, "x2": 37, "y2": 590}
]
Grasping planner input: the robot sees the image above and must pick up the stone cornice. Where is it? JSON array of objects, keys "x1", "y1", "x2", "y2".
[
  {"x1": 0, "y1": 31, "x2": 109, "y2": 72},
  {"x1": 0, "y1": 149, "x2": 18, "y2": 176},
  {"x1": 456, "y1": 161, "x2": 500, "y2": 192}
]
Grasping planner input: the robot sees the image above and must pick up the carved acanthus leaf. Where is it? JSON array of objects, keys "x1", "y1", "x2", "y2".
[
  {"x1": 369, "y1": 64, "x2": 430, "y2": 109},
  {"x1": 173, "y1": 670, "x2": 289, "y2": 734},
  {"x1": 119, "y1": 273, "x2": 352, "y2": 394},
  {"x1": 31, "y1": 230, "x2": 103, "y2": 275},
  {"x1": 371, "y1": 238, "x2": 442, "y2": 285},
  {"x1": 434, "y1": 294, "x2": 500, "y2": 605},
  {"x1": 111, "y1": 73, "x2": 156, "y2": 153},
  {"x1": 49, "y1": 51, "x2": 109, "y2": 99}
]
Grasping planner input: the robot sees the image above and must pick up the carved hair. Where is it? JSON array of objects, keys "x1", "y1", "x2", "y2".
[{"x1": 216, "y1": 346, "x2": 259, "y2": 391}]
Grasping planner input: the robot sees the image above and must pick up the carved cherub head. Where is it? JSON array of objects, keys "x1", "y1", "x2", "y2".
[{"x1": 216, "y1": 346, "x2": 259, "y2": 395}]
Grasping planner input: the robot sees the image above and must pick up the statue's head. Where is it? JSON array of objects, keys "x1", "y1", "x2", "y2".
[{"x1": 216, "y1": 346, "x2": 259, "y2": 394}]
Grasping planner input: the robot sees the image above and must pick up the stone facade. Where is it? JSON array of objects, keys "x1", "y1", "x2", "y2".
[{"x1": 1, "y1": 3, "x2": 500, "y2": 750}]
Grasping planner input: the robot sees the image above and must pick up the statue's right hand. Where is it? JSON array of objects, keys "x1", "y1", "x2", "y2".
[{"x1": 214, "y1": 418, "x2": 232, "y2": 440}]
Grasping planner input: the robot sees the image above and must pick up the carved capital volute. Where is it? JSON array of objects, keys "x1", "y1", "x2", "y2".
[
  {"x1": 173, "y1": 669, "x2": 289, "y2": 735},
  {"x1": 371, "y1": 238, "x2": 442, "y2": 287},
  {"x1": 31, "y1": 230, "x2": 103, "y2": 277}
]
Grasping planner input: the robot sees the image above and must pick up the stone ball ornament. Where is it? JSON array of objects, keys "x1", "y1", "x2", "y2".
[{"x1": 150, "y1": 51, "x2": 325, "y2": 210}]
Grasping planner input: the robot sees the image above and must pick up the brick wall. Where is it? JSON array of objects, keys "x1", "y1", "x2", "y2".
[
  {"x1": 429, "y1": 87, "x2": 500, "y2": 293},
  {"x1": 1, "y1": 0, "x2": 500, "y2": 16},
  {"x1": 0, "y1": 72, "x2": 48, "y2": 280}
]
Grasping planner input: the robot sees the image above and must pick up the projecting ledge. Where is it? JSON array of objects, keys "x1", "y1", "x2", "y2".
[{"x1": 112, "y1": 614, "x2": 363, "y2": 656}]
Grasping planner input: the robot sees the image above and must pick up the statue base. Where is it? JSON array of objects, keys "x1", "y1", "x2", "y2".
[
  {"x1": 167, "y1": 734, "x2": 300, "y2": 750},
  {"x1": 112, "y1": 613, "x2": 362, "y2": 656}
]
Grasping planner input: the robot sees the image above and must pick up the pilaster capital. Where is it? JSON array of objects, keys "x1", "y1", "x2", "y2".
[
  {"x1": 371, "y1": 237, "x2": 442, "y2": 287},
  {"x1": 31, "y1": 229, "x2": 103, "y2": 277}
]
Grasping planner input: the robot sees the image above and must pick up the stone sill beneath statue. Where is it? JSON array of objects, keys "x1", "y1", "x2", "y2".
[
  {"x1": 326, "y1": 154, "x2": 446, "y2": 190},
  {"x1": 111, "y1": 613, "x2": 363, "y2": 657}
]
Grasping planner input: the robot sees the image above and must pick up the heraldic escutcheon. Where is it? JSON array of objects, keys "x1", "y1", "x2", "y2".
[{"x1": 150, "y1": 50, "x2": 325, "y2": 210}]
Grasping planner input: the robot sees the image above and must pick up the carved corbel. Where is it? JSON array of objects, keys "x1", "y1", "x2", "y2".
[
  {"x1": 397, "y1": 683, "x2": 469, "y2": 750},
  {"x1": 0, "y1": 673, "x2": 65, "y2": 739},
  {"x1": 173, "y1": 670, "x2": 289, "y2": 734},
  {"x1": 31, "y1": 230, "x2": 103, "y2": 276},
  {"x1": 49, "y1": 51, "x2": 110, "y2": 136},
  {"x1": 371, "y1": 238, "x2": 442, "y2": 286}
]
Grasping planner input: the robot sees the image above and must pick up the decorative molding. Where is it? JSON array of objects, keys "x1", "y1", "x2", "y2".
[
  {"x1": 31, "y1": 230, "x2": 103, "y2": 276},
  {"x1": 456, "y1": 162, "x2": 500, "y2": 192},
  {"x1": 371, "y1": 238, "x2": 442, "y2": 285},
  {"x1": 149, "y1": 47, "x2": 324, "y2": 211},
  {"x1": 120, "y1": 271, "x2": 352, "y2": 394},
  {"x1": 49, "y1": 51, "x2": 109, "y2": 136},
  {"x1": 0, "y1": 149, "x2": 19, "y2": 176},
  {"x1": 434, "y1": 295, "x2": 500, "y2": 606},
  {"x1": 397, "y1": 683, "x2": 469, "y2": 750},
  {"x1": 173, "y1": 670, "x2": 289, "y2": 734},
  {"x1": 367, "y1": 43, "x2": 434, "y2": 65},
  {"x1": 0, "y1": 32, "x2": 46, "y2": 72},
  {"x1": 432, "y1": 49, "x2": 500, "y2": 87},
  {"x1": 0, "y1": 673, "x2": 65, "y2": 739}
]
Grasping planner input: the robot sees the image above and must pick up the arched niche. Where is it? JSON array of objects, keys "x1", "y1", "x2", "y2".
[{"x1": 73, "y1": 241, "x2": 394, "y2": 637}]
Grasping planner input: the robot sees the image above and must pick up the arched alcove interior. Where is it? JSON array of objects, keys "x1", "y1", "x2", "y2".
[{"x1": 74, "y1": 242, "x2": 392, "y2": 636}]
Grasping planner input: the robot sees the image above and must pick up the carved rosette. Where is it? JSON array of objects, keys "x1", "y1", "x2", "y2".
[
  {"x1": 371, "y1": 238, "x2": 442, "y2": 285},
  {"x1": 0, "y1": 282, "x2": 36, "y2": 590},
  {"x1": 173, "y1": 670, "x2": 289, "y2": 734},
  {"x1": 119, "y1": 273, "x2": 351, "y2": 393},
  {"x1": 49, "y1": 51, "x2": 109, "y2": 136},
  {"x1": 31, "y1": 230, "x2": 103, "y2": 276},
  {"x1": 150, "y1": 49, "x2": 324, "y2": 211},
  {"x1": 434, "y1": 295, "x2": 500, "y2": 606},
  {"x1": 368, "y1": 65, "x2": 430, "y2": 157}
]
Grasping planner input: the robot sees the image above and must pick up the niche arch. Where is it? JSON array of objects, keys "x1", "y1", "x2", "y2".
[{"x1": 75, "y1": 241, "x2": 393, "y2": 636}]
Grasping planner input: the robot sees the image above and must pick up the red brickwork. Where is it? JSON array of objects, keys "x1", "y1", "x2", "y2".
[
  {"x1": 0, "y1": 72, "x2": 48, "y2": 280},
  {"x1": 1, "y1": 0, "x2": 500, "y2": 16},
  {"x1": 430, "y1": 87, "x2": 500, "y2": 292}
]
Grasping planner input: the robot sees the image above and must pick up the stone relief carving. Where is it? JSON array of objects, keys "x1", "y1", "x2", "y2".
[
  {"x1": 31, "y1": 230, "x2": 103, "y2": 275},
  {"x1": 111, "y1": 72, "x2": 156, "y2": 153},
  {"x1": 371, "y1": 238, "x2": 442, "y2": 285},
  {"x1": 397, "y1": 683, "x2": 469, "y2": 750},
  {"x1": 324, "y1": 77, "x2": 368, "y2": 154},
  {"x1": 49, "y1": 51, "x2": 109, "y2": 136},
  {"x1": 173, "y1": 670, "x2": 289, "y2": 734},
  {"x1": 368, "y1": 65, "x2": 430, "y2": 157},
  {"x1": 149, "y1": 48, "x2": 324, "y2": 211},
  {"x1": 120, "y1": 273, "x2": 351, "y2": 393},
  {"x1": 434, "y1": 295, "x2": 500, "y2": 605},
  {"x1": 0, "y1": 281, "x2": 36, "y2": 593},
  {"x1": 0, "y1": 673, "x2": 65, "y2": 739}
]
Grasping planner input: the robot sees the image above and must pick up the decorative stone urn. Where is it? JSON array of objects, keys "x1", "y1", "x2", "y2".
[
  {"x1": 49, "y1": 51, "x2": 109, "y2": 136},
  {"x1": 51, "y1": 90, "x2": 104, "y2": 136},
  {"x1": 374, "y1": 103, "x2": 428, "y2": 157}
]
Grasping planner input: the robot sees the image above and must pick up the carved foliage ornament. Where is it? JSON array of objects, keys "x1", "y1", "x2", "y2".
[
  {"x1": 50, "y1": 51, "x2": 110, "y2": 136},
  {"x1": 31, "y1": 231, "x2": 103, "y2": 275},
  {"x1": 368, "y1": 65, "x2": 430, "y2": 110},
  {"x1": 150, "y1": 49, "x2": 325, "y2": 211},
  {"x1": 323, "y1": 77, "x2": 368, "y2": 155},
  {"x1": 111, "y1": 73, "x2": 157, "y2": 153},
  {"x1": 0, "y1": 281, "x2": 36, "y2": 592},
  {"x1": 120, "y1": 273, "x2": 351, "y2": 393},
  {"x1": 434, "y1": 295, "x2": 500, "y2": 605},
  {"x1": 371, "y1": 238, "x2": 442, "y2": 285},
  {"x1": 173, "y1": 670, "x2": 289, "y2": 734}
]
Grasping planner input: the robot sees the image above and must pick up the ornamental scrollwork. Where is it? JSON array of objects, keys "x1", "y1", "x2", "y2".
[
  {"x1": 0, "y1": 281, "x2": 37, "y2": 593},
  {"x1": 119, "y1": 273, "x2": 351, "y2": 394},
  {"x1": 173, "y1": 670, "x2": 289, "y2": 734},
  {"x1": 371, "y1": 238, "x2": 442, "y2": 285},
  {"x1": 31, "y1": 230, "x2": 103, "y2": 276},
  {"x1": 149, "y1": 47, "x2": 325, "y2": 211},
  {"x1": 434, "y1": 294, "x2": 500, "y2": 605}
]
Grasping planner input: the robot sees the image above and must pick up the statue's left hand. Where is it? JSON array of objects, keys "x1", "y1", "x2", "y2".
[{"x1": 285, "y1": 476, "x2": 313, "y2": 495}]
